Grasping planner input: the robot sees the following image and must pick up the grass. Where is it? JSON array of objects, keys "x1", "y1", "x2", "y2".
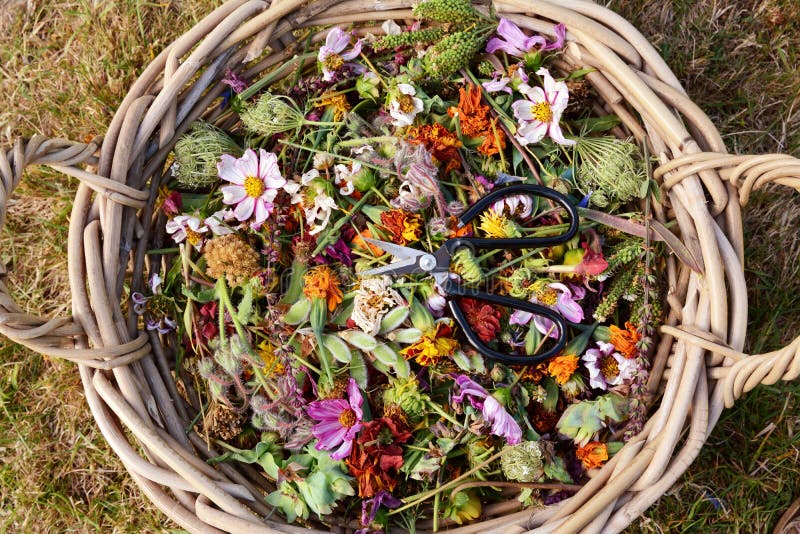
[{"x1": 0, "y1": 0, "x2": 798, "y2": 532}]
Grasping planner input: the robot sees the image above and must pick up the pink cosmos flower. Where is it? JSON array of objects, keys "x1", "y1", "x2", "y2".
[
  {"x1": 582, "y1": 341, "x2": 637, "y2": 390},
  {"x1": 318, "y1": 27, "x2": 363, "y2": 82},
  {"x1": 166, "y1": 214, "x2": 208, "y2": 250},
  {"x1": 452, "y1": 375, "x2": 522, "y2": 444},
  {"x1": 511, "y1": 68, "x2": 575, "y2": 146},
  {"x1": 204, "y1": 209, "x2": 236, "y2": 236},
  {"x1": 218, "y1": 149, "x2": 286, "y2": 230},
  {"x1": 486, "y1": 19, "x2": 566, "y2": 57},
  {"x1": 306, "y1": 378, "x2": 363, "y2": 460},
  {"x1": 509, "y1": 282, "x2": 584, "y2": 338}
]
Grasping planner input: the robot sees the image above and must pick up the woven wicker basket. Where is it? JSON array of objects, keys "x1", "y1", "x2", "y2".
[{"x1": 2, "y1": 0, "x2": 800, "y2": 532}]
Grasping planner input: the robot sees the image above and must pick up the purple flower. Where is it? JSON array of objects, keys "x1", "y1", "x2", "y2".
[
  {"x1": 509, "y1": 282, "x2": 584, "y2": 338},
  {"x1": 318, "y1": 27, "x2": 363, "y2": 82},
  {"x1": 512, "y1": 68, "x2": 574, "y2": 146},
  {"x1": 306, "y1": 378, "x2": 363, "y2": 460},
  {"x1": 132, "y1": 274, "x2": 177, "y2": 334},
  {"x1": 218, "y1": 149, "x2": 287, "y2": 230},
  {"x1": 313, "y1": 238, "x2": 353, "y2": 267},
  {"x1": 482, "y1": 63, "x2": 529, "y2": 94},
  {"x1": 582, "y1": 341, "x2": 637, "y2": 390},
  {"x1": 487, "y1": 18, "x2": 566, "y2": 57},
  {"x1": 222, "y1": 68, "x2": 249, "y2": 94},
  {"x1": 359, "y1": 490, "x2": 402, "y2": 530},
  {"x1": 452, "y1": 375, "x2": 522, "y2": 444}
]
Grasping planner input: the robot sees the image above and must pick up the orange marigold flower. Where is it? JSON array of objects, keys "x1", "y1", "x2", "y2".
[
  {"x1": 406, "y1": 123, "x2": 462, "y2": 173},
  {"x1": 575, "y1": 441, "x2": 608, "y2": 469},
  {"x1": 547, "y1": 353, "x2": 579, "y2": 385},
  {"x1": 352, "y1": 229, "x2": 384, "y2": 256},
  {"x1": 477, "y1": 118, "x2": 507, "y2": 156},
  {"x1": 303, "y1": 265, "x2": 343, "y2": 312},
  {"x1": 448, "y1": 84, "x2": 507, "y2": 157},
  {"x1": 380, "y1": 209, "x2": 422, "y2": 245},
  {"x1": 609, "y1": 321, "x2": 641, "y2": 359},
  {"x1": 400, "y1": 321, "x2": 459, "y2": 366}
]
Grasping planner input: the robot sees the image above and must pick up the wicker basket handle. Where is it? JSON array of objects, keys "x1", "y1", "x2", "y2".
[
  {"x1": 0, "y1": 136, "x2": 150, "y2": 367},
  {"x1": 654, "y1": 151, "x2": 800, "y2": 206}
]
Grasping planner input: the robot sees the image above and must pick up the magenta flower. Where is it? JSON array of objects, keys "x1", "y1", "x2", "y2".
[
  {"x1": 582, "y1": 342, "x2": 637, "y2": 390},
  {"x1": 487, "y1": 18, "x2": 566, "y2": 57},
  {"x1": 452, "y1": 375, "x2": 522, "y2": 444},
  {"x1": 218, "y1": 149, "x2": 286, "y2": 230},
  {"x1": 318, "y1": 27, "x2": 363, "y2": 82},
  {"x1": 482, "y1": 63, "x2": 529, "y2": 94},
  {"x1": 306, "y1": 378, "x2": 363, "y2": 460},
  {"x1": 165, "y1": 214, "x2": 208, "y2": 250},
  {"x1": 511, "y1": 68, "x2": 574, "y2": 146},
  {"x1": 509, "y1": 282, "x2": 584, "y2": 338}
]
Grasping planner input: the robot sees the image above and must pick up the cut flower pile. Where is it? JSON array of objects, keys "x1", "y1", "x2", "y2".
[{"x1": 143, "y1": 1, "x2": 667, "y2": 530}]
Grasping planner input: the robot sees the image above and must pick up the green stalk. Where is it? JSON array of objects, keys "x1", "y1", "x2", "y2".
[
  {"x1": 311, "y1": 190, "x2": 375, "y2": 256},
  {"x1": 237, "y1": 52, "x2": 316, "y2": 101}
]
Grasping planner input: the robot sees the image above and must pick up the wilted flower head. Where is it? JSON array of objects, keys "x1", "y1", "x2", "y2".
[
  {"x1": 351, "y1": 276, "x2": 403, "y2": 335},
  {"x1": 582, "y1": 341, "x2": 637, "y2": 390},
  {"x1": 204, "y1": 234, "x2": 260, "y2": 287},
  {"x1": 451, "y1": 375, "x2": 522, "y2": 444},
  {"x1": 388, "y1": 83, "x2": 424, "y2": 127},
  {"x1": 486, "y1": 19, "x2": 566, "y2": 57},
  {"x1": 166, "y1": 214, "x2": 208, "y2": 250},
  {"x1": 509, "y1": 281, "x2": 584, "y2": 338}
]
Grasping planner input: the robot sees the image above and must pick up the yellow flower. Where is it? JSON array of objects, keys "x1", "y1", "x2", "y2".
[
  {"x1": 257, "y1": 340, "x2": 285, "y2": 376},
  {"x1": 400, "y1": 321, "x2": 459, "y2": 366},
  {"x1": 315, "y1": 91, "x2": 351, "y2": 121},
  {"x1": 380, "y1": 209, "x2": 422, "y2": 245},
  {"x1": 303, "y1": 265, "x2": 343, "y2": 312},
  {"x1": 448, "y1": 490, "x2": 482, "y2": 525},
  {"x1": 547, "y1": 353, "x2": 579, "y2": 385},
  {"x1": 478, "y1": 209, "x2": 520, "y2": 238}
]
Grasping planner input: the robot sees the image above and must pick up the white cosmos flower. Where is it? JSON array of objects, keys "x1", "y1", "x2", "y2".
[
  {"x1": 388, "y1": 84, "x2": 424, "y2": 127},
  {"x1": 511, "y1": 68, "x2": 574, "y2": 146}
]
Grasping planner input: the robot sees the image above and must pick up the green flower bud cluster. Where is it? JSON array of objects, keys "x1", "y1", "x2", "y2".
[
  {"x1": 477, "y1": 60, "x2": 496, "y2": 77},
  {"x1": 422, "y1": 30, "x2": 485, "y2": 79},
  {"x1": 172, "y1": 122, "x2": 241, "y2": 190},
  {"x1": 383, "y1": 377, "x2": 430, "y2": 423},
  {"x1": 452, "y1": 247, "x2": 483, "y2": 284},
  {"x1": 605, "y1": 238, "x2": 644, "y2": 274},
  {"x1": 501, "y1": 441, "x2": 544, "y2": 482},
  {"x1": 374, "y1": 27, "x2": 445, "y2": 51},
  {"x1": 412, "y1": 0, "x2": 480, "y2": 23},
  {"x1": 593, "y1": 264, "x2": 637, "y2": 322}
]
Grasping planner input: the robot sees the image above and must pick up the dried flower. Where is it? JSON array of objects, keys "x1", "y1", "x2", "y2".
[
  {"x1": 318, "y1": 27, "x2": 363, "y2": 81},
  {"x1": 241, "y1": 93, "x2": 306, "y2": 136},
  {"x1": 575, "y1": 441, "x2": 608, "y2": 469},
  {"x1": 400, "y1": 320, "x2": 459, "y2": 366},
  {"x1": 204, "y1": 234, "x2": 260, "y2": 287},
  {"x1": 478, "y1": 209, "x2": 521, "y2": 238},
  {"x1": 459, "y1": 298, "x2": 502, "y2": 343},
  {"x1": 406, "y1": 124, "x2": 462, "y2": 173},
  {"x1": 303, "y1": 265, "x2": 344, "y2": 312},
  {"x1": 574, "y1": 136, "x2": 647, "y2": 205},
  {"x1": 582, "y1": 341, "x2": 637, "y2": 390},
  {"x1": 547, "y1": 353, "x2": 579, "y2": 385},
  {"x1": 351, "y1": 276, "x2": 403, "y2": 335},
  {"x1": 345, "y1": 414, "x2": 411, "y2": 497},
  {"x1": 380, "y1": 209, "x2": 422, "y2": 245},
  {"x1": 609, "y1": 322, "x2": 641, "y2": 359},
  {"x1": 172, "y1": 122, "x2": 242, "y2": 190},
  {"x1": 388, "y1": 83, "x2": 424, "y2": 127},
  {"x1": 315, "y1": 91, "x2": 351, "y2": 122},
  {"x1": 486, "y1": 19, "x2": 566, "y2": 57},
  {"x1": 509, "y1": 281, "x2": 584, "y2": 338},
  {"x1": 166, "y1": 213, "x2": 208, "y2": 250}
]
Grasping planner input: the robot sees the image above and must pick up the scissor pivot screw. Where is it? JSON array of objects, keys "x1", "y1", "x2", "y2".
[{"x1": 419, "y1": 255, "x2": 437, "y2": 272}]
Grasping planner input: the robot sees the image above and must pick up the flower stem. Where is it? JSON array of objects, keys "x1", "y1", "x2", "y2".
[
  {"x1": 427, "y1": 402, "x2": 463, "y2": 428},
  {"x1": 237, "y1": 52, "x2": 316, "y2": 101}
]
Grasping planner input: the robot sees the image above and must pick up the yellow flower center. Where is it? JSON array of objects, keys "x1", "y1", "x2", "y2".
[
  {"x1": 398, "y1": 94, "x2": 416, "y2": 113},
  {"x1": 324, "y1": 53, "x2": 344, "y2": 71},
  {"x1": 530, "y1": 101, "x2": 553, "y2": 123},
  {"x1": 535, "y1": 287, "x2": 558, "y2": 306},
  {"x1": 185, "y1": 228, "x2": 203, "y2": 246},
  {"x1": 243, "y1": 175, "x2": 265, "y2": 198},
  {"x1": 338, "y1": 408, "x2": 357, "y2": 428},
  {"x1": 600, "y1": 354, "x2": 620, "y2": 379}
]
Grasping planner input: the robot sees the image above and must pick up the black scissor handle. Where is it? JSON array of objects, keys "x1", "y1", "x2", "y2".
[
  {"x1": 443, "y1": 279, "x2": 568, "y2": 365},
  {"x1": 446, "y1": 184, "x2": 579, "y2": 252}
]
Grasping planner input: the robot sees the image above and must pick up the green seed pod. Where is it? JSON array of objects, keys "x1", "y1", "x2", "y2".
[
  {"x1": 240, "y1": 93, "x2": 306, "y2": 136},
  {"x1": 412, "y1": 0, "x2": 480, "y2": 23},
  {"x1": 375, "y1": 27, "x2": 446, "y2": 50},
  {"x1": 422, "y1": 30, "x2": 485, "y2": 79},
  {"x1": 172, "y1": 122, "x2": 241, "y2": 190}
]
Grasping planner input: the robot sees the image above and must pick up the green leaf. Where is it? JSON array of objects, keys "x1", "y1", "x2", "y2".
[
  {"x1": 572, "y1": 114, "x2": 621, "y2": 134},
  {"x1": 543, "y1": 455, "x2": 573, "y2": 483},
  {"x1": 393, "y1": 356, "x2": 411, "y2": 378},
  {"x1": 236, "y1": 282, "x2": 254, "y2": 324},
  {"x1": 453, "y1": 349, "x2": 472, "y2": 372},
  {"x1": 181, "y1": 285, "x2": 217, "y2": 303},
  {"x1": 387, "y1": 327, "x2": 422, "y2": 344},
  {"x1": 371, "y1": 343, "x2": 400, "y2": 367},
  {"x1": 323, "y1": 334, "x2": 352, "y2": 363},
  {"x1": 566, "y1": 67, "x2": 596, "y2": 80},
  {"x1": 284, "y1": 297, "x2": 311, "y2": 325},
  {"x1": 556, "y1": 393, "x2": 628, "y2": 446},
  {"x1": 349, "y1": 351, "x2": 369, "y2": 389}
]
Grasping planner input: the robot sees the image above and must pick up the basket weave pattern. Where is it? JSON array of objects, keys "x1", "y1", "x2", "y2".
[{"x1": 1, "y1": 0, "x2": 800, "y2": 532}]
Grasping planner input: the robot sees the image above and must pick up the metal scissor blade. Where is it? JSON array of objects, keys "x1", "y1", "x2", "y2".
[
  {"x1": 360, "y1": 257, "x2": 421, "y2": 277},
  {"x1": 362, "y1": 237, "x2": 426, "y2": 261}
]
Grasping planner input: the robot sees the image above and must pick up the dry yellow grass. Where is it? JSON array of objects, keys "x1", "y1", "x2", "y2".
[{"x1": 0, "y1": 0, "x2": 798, "y2": 532}]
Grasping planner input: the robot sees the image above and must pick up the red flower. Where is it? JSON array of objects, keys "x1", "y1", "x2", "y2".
[
  {"x1": 460, "y1": 298, "x2": 502, "y2": 343},
  {"x1": 345, "y1": 415, "x2": 412, "y2": 497}
]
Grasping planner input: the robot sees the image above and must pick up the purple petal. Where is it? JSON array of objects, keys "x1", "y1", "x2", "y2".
[
  {"x1": 347, "y1": 378, "x2": 364, "y2": 419},
  {"x1": 482, "y1": 75, "x2": 512, "y2": 94},
  {"x1": 341, "y1": 39, "x2": 363, "y2": 61},
  {"x1": 542, "y1": 23, "x2": 567, "y2": 51},
  {"x1": 325, "y1": 27, "x2": 350, "y2": 54},
  {"x1": 218, "y1": 154, "x2": 245, "y2": 184},
  {"x1": 509, "y1": 309, "x2": 533, "y2": 326},
  {"x1": 329, "y1": 438, "x2": 354, "y2": 460},
  {"x1": 533, "y1": 315, "x2": 561, "y2": 339},
  {"x1": 496, "y1": 18, "x2": 529, "y2": 50},
  {"x1": 236, "y1": 149, "x2": 259, "y2": 178},
  {"x1": 486, "y1": 36, "x2": 525, "y2": 57},
  {"x1": 308, "y1": 398, "x2": 349, "y2": 419},
  {"x1": 483, "y1": 396, "x2": 522, "y2": 444}
]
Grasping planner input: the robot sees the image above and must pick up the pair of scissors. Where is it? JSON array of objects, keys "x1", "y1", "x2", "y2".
[{"x1": 360, "y1": 184, "x2": 579, "y2": 365}]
